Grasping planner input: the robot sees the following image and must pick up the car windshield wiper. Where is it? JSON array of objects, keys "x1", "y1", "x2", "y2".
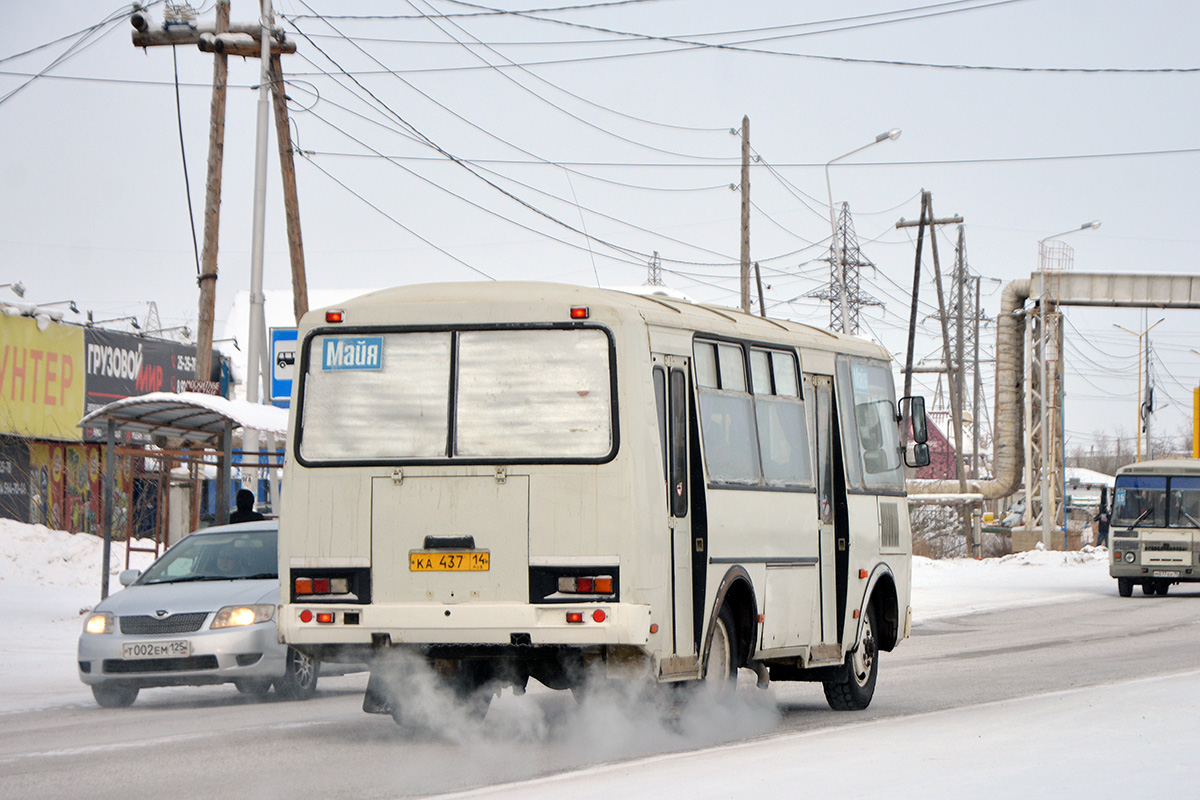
[{"x1": 142, "y1": 575, "x2": 218, "y2": 585}]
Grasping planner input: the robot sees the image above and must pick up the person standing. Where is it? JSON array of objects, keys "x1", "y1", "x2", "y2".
[
  {"x1": 1093, "y1": 503, "x2": 1110, "y2": 547},
  {"x1": 229, "y1": 488, "x2": 265, "y2": 523}
]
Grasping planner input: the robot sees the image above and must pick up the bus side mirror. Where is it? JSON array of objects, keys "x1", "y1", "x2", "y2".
[
  {"x1": 900, "y1": 396, "x2": 928, "y2": 444},
  {"x1": 905, "y1": 442, "x2": 930, "y2": 468}
]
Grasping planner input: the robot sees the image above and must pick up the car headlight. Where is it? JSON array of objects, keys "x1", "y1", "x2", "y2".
[
  {"x1": 83, "y1": 611, "x2": 113, "y2": 634},
  {"x1": 211, "y1": 604, "x2": 275, "y2": 629}
]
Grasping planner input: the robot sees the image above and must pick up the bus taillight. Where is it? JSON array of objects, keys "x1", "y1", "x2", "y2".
[{"x1": 557, "y1": 575, "x2": 614, "y2": 595}]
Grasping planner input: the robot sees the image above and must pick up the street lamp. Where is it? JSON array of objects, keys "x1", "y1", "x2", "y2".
[
  {"x1": 142, "y1": 325, "x2": 193, "y2": 339},
  {"x1": 37, "y1": 300, "x2": 80, "y2": 314},
  {"x1": 86, "y1": 314, "x2": 141, "y2": 330},
  {"x1": 1040, "y1": 220, "x2": 1101, "y2": 243},
  {"x1": 1115, "y1": 317, "x2": 1164, "y2": 461},
  {"x1": 1039, "y1": 220, "x2": 1101, "y2": 271},
  {"x1": 826, "y1": 128, "x2": 901, "y2": 333},
  {"x1": 0, "y1": 281, "x2": 25, "y2": 298}
]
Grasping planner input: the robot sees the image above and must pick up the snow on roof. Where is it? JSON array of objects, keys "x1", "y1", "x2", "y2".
[
  {"x1": 77, "y1": 391, "x2": 288, "y2": 441},
  {"x1": 1066, "y1": 467, "x2": 1115, "y2": 487}
]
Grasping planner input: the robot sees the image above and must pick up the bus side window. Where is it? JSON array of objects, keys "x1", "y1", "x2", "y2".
[
  {"x1": 669, "y1": 368, "x2": 689, "y2": 517},
  {"x1": 695, "y1": 339, "x2": 759, "y2": 484},
  {"x1": 654, "y1": 366, "x2": 667, "y2": 485},
  {"x1": 752, "y1": 348, "x2": 811, "y2": 486}
]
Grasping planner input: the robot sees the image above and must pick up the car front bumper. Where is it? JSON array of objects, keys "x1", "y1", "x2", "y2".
[{"x1": 78, "y1": 619, "x2": 287, "y2": 689}]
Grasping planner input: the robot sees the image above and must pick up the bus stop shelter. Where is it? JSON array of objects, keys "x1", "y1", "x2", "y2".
[{"x1": 79, "y1": 391, "x2": 288, "y2": 598}]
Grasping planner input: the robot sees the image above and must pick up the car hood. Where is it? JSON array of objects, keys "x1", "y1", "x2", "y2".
[{"x1": 95, "y1": 578, "x2": 278, "y2": 616}]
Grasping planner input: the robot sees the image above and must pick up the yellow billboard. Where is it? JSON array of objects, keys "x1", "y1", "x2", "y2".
[{"x1": 0, "y1": 315, "x2": 85, "y2": 441}]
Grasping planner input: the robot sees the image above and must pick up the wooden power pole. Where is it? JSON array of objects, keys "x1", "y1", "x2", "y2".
[{"x1": 131, "y1": 2, "x2": 307, "y2": 379}]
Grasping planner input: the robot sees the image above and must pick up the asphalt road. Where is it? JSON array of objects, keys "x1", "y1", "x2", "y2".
[{"x1": 4, "y1": 584, "x2": 1199, "y2": 800}]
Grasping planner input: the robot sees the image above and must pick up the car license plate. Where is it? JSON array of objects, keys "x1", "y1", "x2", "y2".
[
  {"x1": 122, "y1": 640, "x2": 190, "y2": 659},
  {"x1": 1152, "y1": 570, "x2": 1180, "y2": 578},
  {"x1": 410, "y1": 551, "x2": 490, "y2": 572}
]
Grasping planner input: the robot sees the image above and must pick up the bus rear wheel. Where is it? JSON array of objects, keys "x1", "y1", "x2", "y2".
[
  {"x1": 823, "y1": 605, "x2": 878, "y2": 711},
  {"x1": 703, "y1": 604, "x2": 738, "y2": 693}
]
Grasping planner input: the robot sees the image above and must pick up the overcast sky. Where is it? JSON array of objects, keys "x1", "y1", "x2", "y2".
[{"x1": 1, "y1": 0, "x2": 1197, "y2": 454}]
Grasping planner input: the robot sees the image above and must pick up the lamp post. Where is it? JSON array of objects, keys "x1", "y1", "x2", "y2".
[
  {"x1": 37, "y1": 300, "x2": 79, "y2": 314},
  {"x1": 825, "y1": 128, "x2": 900, "y2": 333},
  {"x1": 86, "y1": 315, "x2": 141, "y2": 330},
  {"x1": 142, "y1": 325, "x2": 193, "y2": 340},
  {"x1": 0, "y1": 281, "x2": 25, "y2": 298},
  {"x1": 1115, "y1": 317, "x2": 1165, "y2": 461}
]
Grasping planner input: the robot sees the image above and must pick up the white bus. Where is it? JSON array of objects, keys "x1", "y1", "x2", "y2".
[
  {"x1": 1110, "y1": 458, "x2": 1200, "y2": 597},
  {"x1": 277, "y1": 282, "x2": 929, "y2": 720}
]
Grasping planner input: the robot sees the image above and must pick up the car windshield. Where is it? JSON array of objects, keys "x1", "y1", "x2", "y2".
[{"x1": 139, "y1": 530, "x2": 277, "y2": 584}]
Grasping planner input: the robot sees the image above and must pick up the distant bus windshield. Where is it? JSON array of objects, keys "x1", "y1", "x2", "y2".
[
  {"x1": 298, "y1": 327, "x2": 614, "y2": 463},
  {"x1": 1112, "y1": 474, "x2": 1200, "y2": 528}
]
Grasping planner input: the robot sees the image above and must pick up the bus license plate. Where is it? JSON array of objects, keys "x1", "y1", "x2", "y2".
[
  {"x1": 1152, "y1": 570, "x2": 1180, "y2": 578},
  {"x1": 410, "y1": 552, "x2": 490, "y2": 572},
  {"x1": 122, "y1": 640, "x2": 190, "y2": 659}
]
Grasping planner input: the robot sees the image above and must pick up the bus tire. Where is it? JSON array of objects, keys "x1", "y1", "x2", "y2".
[
  {"x1": 1157, "y1": 581, "x2": 1170, "y2": 596},
  {"x1": 703, "y1": 604, "x2": 738, "y2": 692},
  {"x1": 823, "y1": 604, "x2": 878, "y2": 711},
  {"x1": 1117, "y1": 578, "x2": 1133, "y2": 597},
  {"x1": 1142, "y1": 582, "x2": 1156, "y2": 597}
]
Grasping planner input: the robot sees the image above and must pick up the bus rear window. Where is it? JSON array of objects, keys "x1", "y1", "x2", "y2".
[{"x1": 298, "y1": 327, "x2": 613, "y2": 463}]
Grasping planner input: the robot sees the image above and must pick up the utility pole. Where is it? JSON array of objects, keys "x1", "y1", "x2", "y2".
[
  {"x1": 897, "y1": 194, "x2": 970, "y2": 553},
  {"x1": 269, "y1": 51, "x2": 308, "y2": 323},
  {"x1": 130, "y1": 3, "x2": 304, "y2": 376},
  {"x1": 896, "y1": 193, "x2": 963, "y2": 399},
  {"x1": 739, "y1": 115, "x2": 751, "y2": 313}
]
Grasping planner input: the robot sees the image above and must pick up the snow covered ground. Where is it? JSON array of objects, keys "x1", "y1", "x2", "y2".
[{"x1": 2, "y1": 519, "x2": 1185, "y2": 798}]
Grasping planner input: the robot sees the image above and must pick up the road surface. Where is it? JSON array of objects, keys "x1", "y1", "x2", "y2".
[{"x1": 3, "y1": 585, "x2": 1197, "y2": 799}]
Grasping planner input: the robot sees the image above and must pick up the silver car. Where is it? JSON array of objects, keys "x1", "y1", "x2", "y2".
[{"x1": 78, "y1": 521, "x2": 317, "y2": 708}]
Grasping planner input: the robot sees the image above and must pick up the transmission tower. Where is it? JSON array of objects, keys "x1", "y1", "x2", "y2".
[
  {"x1": 144, "y1": 301, "x2": 162, "y2": 333},
  {"x1": 806, "y1": 202, "x2": 882, "y2": 333},
  {"x1": 645, "y1": 251, "x2": 663, "y2": 286}
]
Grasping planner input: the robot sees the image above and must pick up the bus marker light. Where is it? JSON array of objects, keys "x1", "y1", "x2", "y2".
[
  {"x1": 566, "y1": 612, "x2": 584, "y2": 624},
  {"x1": 316, "y1": 612, "x2": 335, "y2": 624},
  {"x1": 296, "y1": 578, "x2": 313, "y2": 595},
  {"x1": 570, "y1": 306, "x2": 589, "y2": 320},
  {"x1": 853, "y1": 609, "x2": 860, "y2": 619},
  {"x1": 325, "y1": 309, "x2": 345, "y2": 323},
  {"x1": 300, "y1": 610, "x2": 313, "y2": 623},
  {"x1": 650, "y1": 623, "x2": 659, "y2": 634},
  {"x1": 592, "y1": 609, "x2": 607, "y2": 623},
  {"x1": 859, "y1": 569, "x2": 868, "y2": 579}
]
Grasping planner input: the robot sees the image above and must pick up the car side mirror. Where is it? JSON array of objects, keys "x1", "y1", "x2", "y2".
[
  {"x1": 900, "y1": 395, "x2": 928, "y2": 444},
  {"x1": 118, "y1": 569, "x2": 142, "y2": 587},
  {"x1": 904, "y1": 442, "x2": 931, "y2": 468}
]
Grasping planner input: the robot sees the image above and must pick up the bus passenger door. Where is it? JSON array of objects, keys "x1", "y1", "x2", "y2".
[
  {"x1": 654, "y1": 356, "x2": 696, "y2": 661},
  {"x1": 811, "y1": 375, "x2": 845, "y2": 655}
]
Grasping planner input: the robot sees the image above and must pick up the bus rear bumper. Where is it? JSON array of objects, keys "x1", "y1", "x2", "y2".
[{"x1": 279, "y1": 601, "x2": 654, "y2": 649}]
